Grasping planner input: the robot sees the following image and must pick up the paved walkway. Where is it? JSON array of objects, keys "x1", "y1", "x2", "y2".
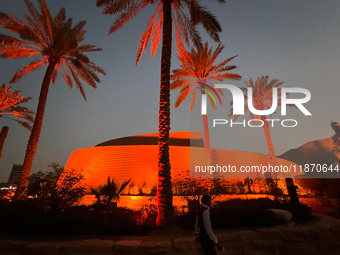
[{"x1": 0, "y1": 213, "x2": 340, "y2": 255}]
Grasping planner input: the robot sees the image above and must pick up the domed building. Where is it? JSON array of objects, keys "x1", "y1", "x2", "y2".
[{"x1": 64, "y1": 131, "x2": 298, "y2": 194}]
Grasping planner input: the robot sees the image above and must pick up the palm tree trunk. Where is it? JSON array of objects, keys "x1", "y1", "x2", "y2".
[
  {"x1": 14, "y1": 62, "x2": 56, "y2": 200},
  {"x1": 0, "y1": 126, "x2": 9, "y2": 159},
  {"x1": 202, "y1": 114, "x2": 210, "y2": 148},
  {"x1": 261, "y1": 116, "x2": 277, "y2": 164},
  {"x1": 156, "y1": 0, "x2": 173, "y2": 227},
  {"x1": 261, "y1": 116, "x2": 288, "y2": 200}
]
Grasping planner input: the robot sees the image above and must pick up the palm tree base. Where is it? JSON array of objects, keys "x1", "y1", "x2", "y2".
[{"x1": 12, "y1": 187, "x2": 27, "y2": 200}]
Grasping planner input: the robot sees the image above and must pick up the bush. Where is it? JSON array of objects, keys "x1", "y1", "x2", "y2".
[
  {"x1": 0, "y1": 201, "x2": 142, "y2": 237},
  {"x1": 0, "y1": 198, "x2": 312, "y2": 237},
  {"x1": 176, "y1": 198, "x2": 313, "y2": 231},
  {"x1": 28, "y1": 163, "x2": 86, "y2": 211},
  {"x1": 295, "y1": 178, "x2": 340, "y2": 198}
]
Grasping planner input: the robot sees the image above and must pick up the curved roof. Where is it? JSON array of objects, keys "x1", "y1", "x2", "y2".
[
  {"x1": 64, "y1": 139, "x2": 298, "y2": 192},
  {"x1": 95, "y1": 131, "x2": 204, "y2": 147}
]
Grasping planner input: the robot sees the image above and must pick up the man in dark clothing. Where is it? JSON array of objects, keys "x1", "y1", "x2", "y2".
[{"x1": 195, "y1": 195, "x2": 224, "y2": 255}]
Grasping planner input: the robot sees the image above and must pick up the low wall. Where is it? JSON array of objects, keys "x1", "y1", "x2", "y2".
[{"x1": 1, "y1": 214, "x2": 340, "y2": 255}]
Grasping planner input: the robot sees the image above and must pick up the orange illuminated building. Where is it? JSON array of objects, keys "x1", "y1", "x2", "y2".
[{"x1": 65, "y1": 131, "x2": 298, "y2": 195}]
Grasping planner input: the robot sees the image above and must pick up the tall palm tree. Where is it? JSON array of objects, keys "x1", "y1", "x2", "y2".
[
  {"x1": 170, "y1": 42, "x2": 241, "y2": 148},
  {"x1": 0, "y1": 83, "x2": 35, "y2": 159},
  {"x1": 0, "y1": 83, "x2": 34, "y2": 130},
  {"x1": 96, "y1": 0, "x2": 225, "y2": 227},
  {"x1": 228, "y1": 76, "x2": 290, "y2": 164},
  {"x1": 0, "y1": 0, "x2": 106, "y2": 199}
]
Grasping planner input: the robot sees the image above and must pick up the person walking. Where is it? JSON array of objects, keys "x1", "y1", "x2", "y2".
[{"x1": 195, "y1": 195, "x2": 224, "y2": 254}]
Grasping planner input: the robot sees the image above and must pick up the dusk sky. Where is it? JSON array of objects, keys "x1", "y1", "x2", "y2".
[{"x1": 1, "y1": 0, "x2": 340, "y2": 182}]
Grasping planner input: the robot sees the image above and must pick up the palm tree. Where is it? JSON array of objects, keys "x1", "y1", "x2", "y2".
[
  {"x1": 170, "y1": 42, "x2": 241, "y2": 148},
  {"x1": 228, "y1": 76, "x2": 289, "y2": 164},
  {"x1": 0, "y1": 84, "x2": 34, "y2": 159},
  {"x1": 90, "y1": 177, "x2": 131, "y2": 209},
  {"x1": 0, "y1": 0, "x2": 106, "y2": 199},
  {"x1": 96, "y1": 0, "x2": 225, "y2": 227},
  {"x1": 229, "y1": 76, "x2": 298, "y2": 198},
  {"x1": 0, "y1": 84, "x2": 34, "y2": 130}
]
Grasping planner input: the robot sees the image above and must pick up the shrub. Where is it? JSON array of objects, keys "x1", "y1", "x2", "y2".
[
  {"x1": 28, "y1": 163, "x2": 86, "y2": 211},
  {"x1": 89, "y1": 177, "x2": 131, "y2": 211},
  {"x1": 295, "y1": 178, "x2": 340, "y2": 198},
  {"x1": 0, "y1": 201, "x2": 141, "y2": 237},
  {"x1": 176, "y1": 198, "x2": 312, "y2": 231}
]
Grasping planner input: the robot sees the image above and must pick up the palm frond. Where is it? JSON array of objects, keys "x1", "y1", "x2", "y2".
[
  {"x1": 0, "y1": 13, "x2": 26, "y2": 35},
  {"x1": 96, "y1": 0, "x2": 114, "y2": 7},
  {"x1": 180, "y1": 11, "x2": 202, "y2": 50},
  {"x1": 136, "y1": 3, "x2": 161, "y2": 64},
  {"x1": 0, "y1": 46, "x2": 40, "y2": 58},
  {"x1": 61, "y1": 65, "x2": 73, "y2": 89},
  {"x1": 208, "y1": 90, "x2": 217, "y2": 109},
  {"x1": 170, "y1": 77, "x2": 188, "y2": 90},
  {"x1": 10, "y1": 106, "x2": 34, "y2": 120},
  {"x1": 66, "y1": 63, "x2": 87, "y2": 100},
  {"x1": 174, "y1": 84, "x2": 190, "y2": 108},
  {"x1": 0, "y1": 34, "x2": 35, "y2": 48},
  {"x1": 101, "y1": 0, "x2": 137, "y2": 13},
  {"x1": 10, "y1": 59, "x2": 46, "y2": 83},
  {"x1": 22, "y1": 14, "x2": 46, "y2": 45},
  {"x1": 38, "y1": 0, "x2": 53, "y2": 42},
  {"x1": 54, "y1": 7, "x2": 66, "y2": 26},
  {"x1": 77, "y1": 44, "x2": 102, "y2": 53},
  {"x1": 173, "y1": 14, "x2": 189, "y2": 63},
  {"x1": 86, "y1": 62, "x2": 106, "y2": 76},
  {"x1": 215, "y1": 88, "x2": 224, "y2": 96},
  {"x1": 118, "y1": 179, "x2": 131, "y2": 195},
  {"x1": 24, "y1": 0, "x2": 41, "y2": 26},
  {"x1": 212, "y1": 55, "x2": 238, "y2": 71},
  {"x1": 0, "y1": 84, "x2": 34, "y2": 128},
  {"x1": 174, "y1": 9, "x2": 190, "y2": 46},
  {"x1": 195, "y1": 4, "x2": 221, "y2": 42},
  {"x1": 51, "y1": 67, "x2": 58, "y2": 84},
  {"x1": 151, "y1": 6, "x2": 163, "y2": 58},
  {"x1": 210, "y1": 73, "x2": 242, "y2": 80},
  {"x1": 17, "y1": 120, "x2": 32, "y2": 130},
  {"x1": 189, "y1": 87, "x2": 198, "y2": 112},
  {"x1": 188, "y1": 0, "x2": 201, "y2": 25},
  {"x1": 73, "y1": 20, "x2": 86, "y2": 35},
  {"x1": 108, "y1": 1, "x2": 149, "y2": 34}
]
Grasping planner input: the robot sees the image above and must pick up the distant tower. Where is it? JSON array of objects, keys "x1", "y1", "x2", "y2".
[{"x1": 7, "y1": 164, "x2": 22, "y2": 186}]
